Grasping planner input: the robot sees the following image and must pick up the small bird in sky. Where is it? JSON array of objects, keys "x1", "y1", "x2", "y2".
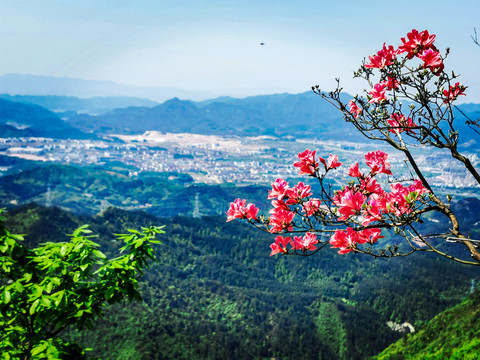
[{"x1": 260, "y1": 42, "x2": 264, "y2": 46}]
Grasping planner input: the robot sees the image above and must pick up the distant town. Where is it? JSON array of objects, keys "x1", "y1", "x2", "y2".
[{"x1": 1, "y1": 132, "x2": 479, "y2": 195}]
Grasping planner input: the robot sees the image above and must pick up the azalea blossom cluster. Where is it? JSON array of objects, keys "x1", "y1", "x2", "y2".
[
  {"x1": 388, "y1": 113, "x2": 417, "y2": 134},
  {"x1": 226, "y1": 198, "x2": 259, "y2": 222},
  {"x1": 226, "y1": 149, "x2": 429, "y2": 256},
  {"x1": 348, "y1": 29, "x2": 466, "y2": 131},
  {"x1": 443, "y1": 82, "x2": 466, "y2": 103},
  {"x1": 270, "y1": 232, "x2": 318, "y2": 256},
  {"x1": 365, "y1": 29, "x2": 443, "y2": 76},
  {"x1": 225, "y1": 29, "x2": 470, "y2": 261}
]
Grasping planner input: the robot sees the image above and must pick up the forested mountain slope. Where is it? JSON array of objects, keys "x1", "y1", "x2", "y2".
[
  {"x1": 4, "y1": 204, "x2": 480, "y2": 359},
  {"x1": 372, "y1": 292, "x2": 480, "y2": 360},
  {"x1": 0, "y1": 164, "x2": 269, "y2": 217}
]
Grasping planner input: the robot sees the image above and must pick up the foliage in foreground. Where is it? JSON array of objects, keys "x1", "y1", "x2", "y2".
[{"x1": 0, "y1": 208, "x2": 163, "y2": 359}]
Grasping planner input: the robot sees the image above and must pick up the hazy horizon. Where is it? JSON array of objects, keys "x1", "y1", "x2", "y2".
[{"x1": 1, "y1": 1, "x2": 480, "y2": 101}]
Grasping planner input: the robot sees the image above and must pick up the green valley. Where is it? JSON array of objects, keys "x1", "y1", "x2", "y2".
[{"x1": 3, "y1": 204, "x2": 480, "y2": 359}]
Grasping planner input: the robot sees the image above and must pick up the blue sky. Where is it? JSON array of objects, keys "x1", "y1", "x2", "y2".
[{"x1": 1, "y1": 0, "x2": 479, "y2": 101}]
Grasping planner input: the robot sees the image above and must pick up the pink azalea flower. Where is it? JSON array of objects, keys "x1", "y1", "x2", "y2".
[
  {"x1": 293, "y1": 149, "x2": 319, "y2": 175},
  {"x1": 384, "y1": 76, "x2": 400, "y2": 90},
  {"x1": 365, "y1": 150, "x2": 392, "y2": 175},
  {"x1": 285, "y1": 182, "x2": 313, "y2": 205},
  {"x1": 407, "y1": 179, "x2": 429, "y2": 195},
  {"x1": 368, "y1": 82, "x2": 387, "y2": 103},
  {"x1": 360, "y1": 177, "x2": 385, "y2": 196},
  {"x1": 398, "y1": 29, "x2": 437, "y2": 59},
  {"x1": 333, "y1": 188, "x2": 366, "y2": 221},
  {"x1": 386, "y1": 183, "x2": 413, "y2": 216},
  {"x1": 268, "y1": 178, "x2": 289, "y2": 200},
  {"x1": 348, "y1": 100, "x2": 362, "y2": 118},
  {"x1": 330, "y1": 227, "x2": 358, "y2": 254},
  {"x1": 244, "y1": 204, "x2": 259, "y2": 220},
  {"x1": 357, "y1": 228, "x2": 384, "y2": 244},
  {"x1": 370, "y1": 193, "x2": 389, "y2": 213},
  {"x1": 292, "y1": 232, "x2": 318, "y2": 252},
  {"x1": 443, "y1": 82, "x2": 466, "y2": 103},
  {"x1": 269, "y1": 210, "x2": 295, "y2": 233},
  {"x1": 319, "y1": 154, "x2": 343, "y2": 171},
  {"x1": 270, "y1": 235, "x2": 291, "y2": 256},
  {"x1": 348, "y1": 162, "x2": 362, "y2": 178},
  {"x1": 364, "y1": 43, "x2": 398, "y2": 69},
  {"x1": 302, "y1": 199, "x2": 322, "y2": 216},
  {"x1": 362, "y1": 199, "x2": 383, "y2": 225},
  {"x1": 226, "y1": 198, "x2": 259, "y2": 222},
  {"x1": 269, "y1": 199, "x2": 290, "y2": 214},
  {"x1": 418, "y1": 48, "x2": 444, "y2": 75},
  {"x1": 291, "y1": 236, "x2": 303, "y2": 251},
  {"x1": 388, "y1": 113, "x2": 417, "y2": 134}
]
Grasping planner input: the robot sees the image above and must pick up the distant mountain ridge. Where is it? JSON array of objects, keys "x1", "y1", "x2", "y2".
[
  {"x1": 66, "y1": 91, "x2": 366, "y2": 140},
  {"x1": 0, "y1": 94, "x2": 158, "y2": 115},
  {"x1": 63, "y1": 91, "x2": 480, "y2": 145},
  {"x1": 0, "y1": 74, "x2": 478, "y2": 144},
  {"x1": 0, "y1": 73, "x2": 215, "y2": 102},
  {"x1": 0, "y1": 98, "x2": 92, "y2": 139}
]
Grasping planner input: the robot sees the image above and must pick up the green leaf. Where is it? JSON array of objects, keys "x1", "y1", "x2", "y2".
[
  {"x1": 105, "y1": 287, "x2": 115, "y2": 300},
  {"x1": 53, "y1": 290, "x2": 64, "y2": 306},
  {"x1": 73, "y1": 243, "x2": 84, "y2": 252},
  {"x1": 41, "y1": 297, "x2": 51, "y2": 307},
  {"x1": 23, "y1": 272, "x2": 33, "y2": 282},
  {"x1": 51, "y1": 277, "x2": 61, "y2": 286},
  {"x1": 46, "y1": 281, "x2": 53, "y2": 293},
  {"x1": 30, "y1": 299, "x2": 40, "y2": 315},
  {"x1": 80, "y1": 264, "x2": 89, "y2": 271},
  {"x1": 31, "y1": 341, "x2": 48, "y2": 356},
  {"x1": 2, "y1": 288, "x2": 11, "y2": 304},
  {"x1": 14, "y1": 281, "x2": 24, "y2": 293},
  {"x1": 9, "y1": 233, "x2": 24, "y2": 241},
  {"x1": 92, "y1": 249, "x2": 106, "y2": 259},
  {"x1": 60, "y1": 245, "x2": 67, "y2": 257}
]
